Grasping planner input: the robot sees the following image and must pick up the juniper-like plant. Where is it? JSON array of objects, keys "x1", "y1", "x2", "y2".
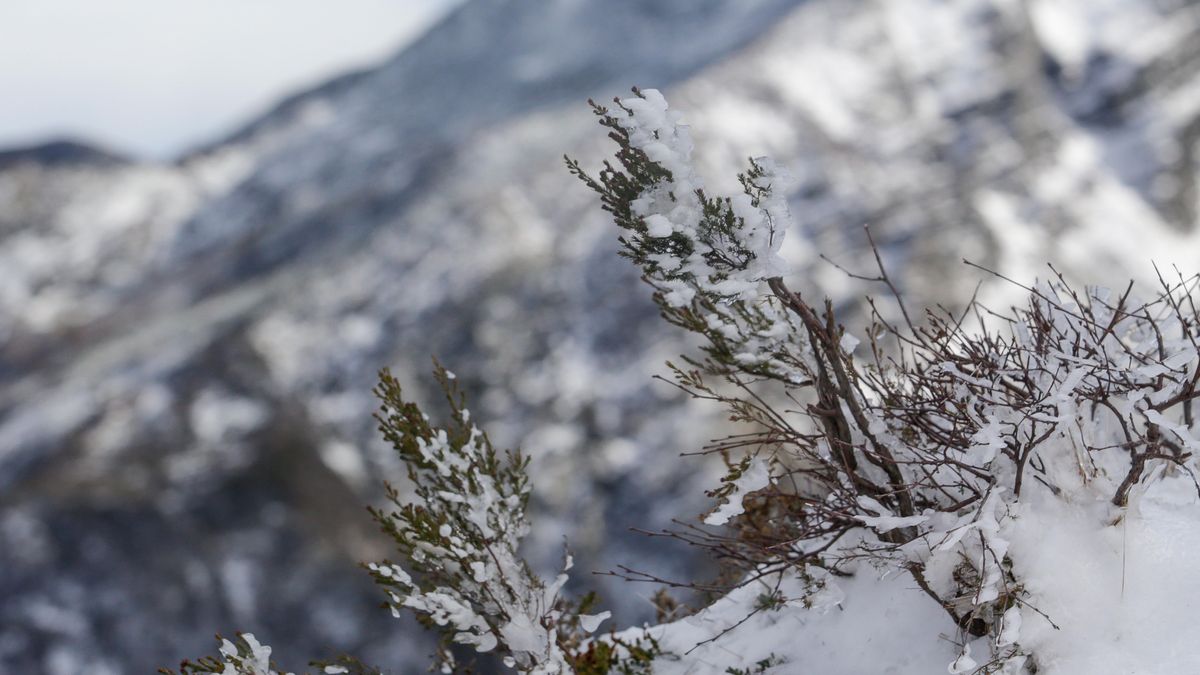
[
  {"x1": 164, "y1": 364, "x2": 650, "y2": 675},
  {"x1": 366, "y1": 364, "x2": 618, "y2": 673}
]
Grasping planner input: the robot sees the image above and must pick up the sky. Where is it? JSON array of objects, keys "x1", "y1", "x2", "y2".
[{"x1": 0, "y1": 0, "x2": 461, "y2": 159}]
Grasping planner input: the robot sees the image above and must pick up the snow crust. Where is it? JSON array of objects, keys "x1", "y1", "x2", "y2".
[
  {"x1": 624, "y1": 482, "x2": 1200, "y2": 674},
  {"x1": 1007, "y1": 486, "x2": 1200, "y2": 674},
  {"x1": 619, "y1": 561, "x2": 958, "y2": 674}
]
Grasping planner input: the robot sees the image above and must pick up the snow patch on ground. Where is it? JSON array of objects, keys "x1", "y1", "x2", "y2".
[
  {"x1": 1009, "y1": 484, "x2": 1200, "y2": 674},
  {"x1": 629, "y1": 566, "x2": 959, "y2": 674}
]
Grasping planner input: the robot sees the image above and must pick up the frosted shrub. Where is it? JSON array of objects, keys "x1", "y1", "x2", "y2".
[
  {"x1": 160, "y1": 632, "x2": 331, "y2": 675},
  {"x1": 571, "y1": 88, "x2": 1200, "y2": 673},
  {"x1": 166, "y1": 364, "x2": 654, "y2": 675},
  {"x1": 367, "y1": 365, "x2": 617, "y2": 673},
  {"x1": 172, "y1": 89, "x2": 1200, "y2": 674}
]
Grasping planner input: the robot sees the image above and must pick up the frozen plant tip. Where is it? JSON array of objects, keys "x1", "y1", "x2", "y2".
[{"x1": 370, "y1": 364, "x2": 612, "y2": 673}]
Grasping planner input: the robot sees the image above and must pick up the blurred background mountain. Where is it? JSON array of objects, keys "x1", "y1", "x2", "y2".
[{"x1": 3, "y1": 0, "x2": 1200, "y2": 672}]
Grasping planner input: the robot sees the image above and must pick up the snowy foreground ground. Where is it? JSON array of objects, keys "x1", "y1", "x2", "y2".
[
  {"x1": 625, "y1": 480, "x2": 1200, "y2": 674},
  {"x1": 629, "y1": 568, "x2": 959, "y2": 674}
]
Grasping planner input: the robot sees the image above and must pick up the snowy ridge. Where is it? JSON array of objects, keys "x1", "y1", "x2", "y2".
[
  {"x1": 5, "y1": 0, "x2": 1200, "y2": 671},
  {"x1": 0, "y1": 1, "x2": 805, "y2": 671}
]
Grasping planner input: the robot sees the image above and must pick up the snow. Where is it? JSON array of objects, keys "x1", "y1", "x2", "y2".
[
  {"x1": 703, "y1": 457, "x2": 771, "y2": 526},
  {"x1": 644, "y1": 214, "x2": 674, "y2": 238},
  {"x1": 217, "y1": 633, "x2": 291, "y2": 675},
  {"x1": 1027, "y1": 0, "x2": 1167, "y2": 79},
  {"x1": 0, "y1": 164, "x2": 200, "y2": 333},
  {"x1": 317, "y1": 439, "x2": 368, "y2": 486},
  {"x1": 1006, "y1": 486, "x2": 1200, "y2": 674},
  {"x1": 578, "y1": 611, "x2": 611, "y2": 633},
  {"x1": 839, "y1": 332, "x2": 860, "y2": 355},
  {"x1": 853, "y1": 496, "x2": 930, "y2": 533},
  {"x1": 621, "y1": 562, "x2": 958, "y2": 674},
  {"x1": 629, "y1": 472, "x2": 1200, "y2": 674},
  {"x1": 189, "y1": 388, "x2": 268, "y2": 445}
]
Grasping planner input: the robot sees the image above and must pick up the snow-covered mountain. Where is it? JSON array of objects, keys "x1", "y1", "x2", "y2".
[
  {"x1": 3, "y1": 0, "x2": 1200, "y2": 671},
  {"x1": 0, "y1": 1, "x2": 805, "y2": 671}
]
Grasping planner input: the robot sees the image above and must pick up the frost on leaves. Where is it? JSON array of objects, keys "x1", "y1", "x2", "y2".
[
  {"x1": 574, "y1": 88, "x2": 1200, "y2": 673},
  {"x1": 370, "y1": 364, "x2": 611, "y2": 674},
  {"x1": 159, "y1": 633, "x2": 377, "y2": 675},
  {"x1": 166, "y1": 364, "x2": 621, "y2": 675},
  {"x1": 567, "y1": 88, "x2": 806, "y2": 386}
]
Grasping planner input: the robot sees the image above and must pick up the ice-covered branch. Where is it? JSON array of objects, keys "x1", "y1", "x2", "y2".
[{"x1": 369, "y1": 365, "x2": 613, "y2": 673}]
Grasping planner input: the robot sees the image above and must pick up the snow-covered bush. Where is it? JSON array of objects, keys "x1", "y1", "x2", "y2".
[
  {"x1": 165, "y1": 365, "x2": 649, "y2": 675},
  {"x1": 171, "y1": 89, "x2": 1200, "y2": 674},
  {"x1": 158, "y1": 632, "x2": 374, "y2": 675},
  {"x1": 366, "y1": 364, "x2": 621, "y2": 673},
  {"x1": 570, "y1": 88, "x2": 1200, "y2": 673}
]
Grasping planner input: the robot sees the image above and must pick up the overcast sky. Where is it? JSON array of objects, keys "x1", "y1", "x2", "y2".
[{"x1": 0, "y1": 1, "x2": 460, "y2": 159}]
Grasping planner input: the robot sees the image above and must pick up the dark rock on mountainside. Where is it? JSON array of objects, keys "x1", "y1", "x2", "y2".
[{"x1": 0, "y1": 139, "x2": 127, "y2": 171}]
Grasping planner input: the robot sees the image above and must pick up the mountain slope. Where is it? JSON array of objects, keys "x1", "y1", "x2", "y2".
[
  {"x1": 0, "y1": 1, "x2": 806, "y2": 671},
  {"x1": 4, "y1": 0, "x2": 1200, "y2": 672}
]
